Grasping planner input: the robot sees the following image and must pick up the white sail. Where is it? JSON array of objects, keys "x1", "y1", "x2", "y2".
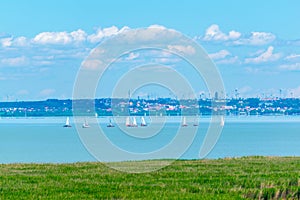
[
  {"x1": 82, "y1": 118, "x2": 90, "y2": 128},
  {"x1": 126, "y1": 117, "x2": 131, "y2": 126},
  {"x1": 141, "y1": 116, "x2": 147, "y2": 126},
  {"x1": 132, "y1": 117, "x2": 138, "y2": 127},
  {"x1": 182, "y1": 116, "x2": 188, "y2": 126},
  {"x1": 220, "y1": 116, "x2": 225, "y2": 127},
  {"x1": 66, "y1": 117, "x2": 70, "y2": 126},
  {"x1": 193, "y1": 115, "x2": 199, "y2": 126},
  {"x1": 107, "y1": 118, "x2": 115, "y2": 127},
  {"x1": 63, "y1": 117, "x2": 71, "y2": 127}
]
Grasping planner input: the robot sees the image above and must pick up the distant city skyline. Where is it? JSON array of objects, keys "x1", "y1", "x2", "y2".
[{"x1": 0, "y1": 0, "x2": 300, "y2": 100}]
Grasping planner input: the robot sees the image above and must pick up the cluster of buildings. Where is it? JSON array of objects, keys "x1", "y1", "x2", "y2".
[{"x1": 0, "y1": 97, "x2": 300, "y2": 117}]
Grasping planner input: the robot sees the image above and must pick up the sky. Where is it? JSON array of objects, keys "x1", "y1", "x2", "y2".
[{"x1": 1, "y1": 0, "x2": 300, "y2": 100}]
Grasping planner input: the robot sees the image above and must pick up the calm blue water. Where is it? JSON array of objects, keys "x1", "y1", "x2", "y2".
[{"x1": 0, "y1": 116, "x2": 300, "y2": 163}]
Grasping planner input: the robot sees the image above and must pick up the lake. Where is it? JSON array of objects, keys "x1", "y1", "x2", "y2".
[{"x1": 0, "y1": 116, "x2": 300, "y2": 163}]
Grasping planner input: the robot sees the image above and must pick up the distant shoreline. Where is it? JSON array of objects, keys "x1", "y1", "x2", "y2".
[
  {"x1": 0, "y1": 155, "x2": 299, "y2": 164},
  {"x1": 1, "y1": 97, "x2": 300, "y2": 117}
]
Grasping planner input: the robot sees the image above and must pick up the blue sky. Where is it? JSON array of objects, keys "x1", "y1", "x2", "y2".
[{"x1": 1, "y1": 0, "x2": 300, "y2": 100}]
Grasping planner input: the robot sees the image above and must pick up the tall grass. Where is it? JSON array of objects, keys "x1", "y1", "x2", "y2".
[{"x1": 0, "y1": 157, "x2": 299, "y2": 199}]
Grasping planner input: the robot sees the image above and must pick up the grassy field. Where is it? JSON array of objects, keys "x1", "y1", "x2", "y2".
[{"x1": 0, "y1": 157, "x2": 299, "y2": 199}]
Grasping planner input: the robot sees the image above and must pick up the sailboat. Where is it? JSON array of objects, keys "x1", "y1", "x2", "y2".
[
  {"x1": 140, "y1": 116, "x2": 147, "y2": 126},
  {"x1": 82, "y1": 118, "x2": 90, "y2": 128},
  {"x1": 220, "y1": 116, "x2": 225, "y2": 127},
  {"x1": 132, "y1": 117, "x2": 138, "y2": 127},
  {"x1": 126, "y1": 116, "x2": 131, "y2": 127},
  {"x1": 182, "y1": 116, "x2": 188, "y2": 127},
  {"x1": 63, "y1": 117, "x2": 72, "y2": 127},
  {"x1": 107, "y1": 118, "x2": 115, "y2": 127},
  {"x1": 193, "y1": 115, "x2": 199, "y2": 126},
  {"x1": 126, "y1": 116, "x2": 138, "y2": 127}
]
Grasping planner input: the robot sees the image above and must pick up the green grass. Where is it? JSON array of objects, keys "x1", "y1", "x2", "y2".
[{"x1": 0, "y1": 157, "x2": 300, "y2": 199}]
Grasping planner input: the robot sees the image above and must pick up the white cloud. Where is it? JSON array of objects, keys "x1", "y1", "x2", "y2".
[
  {"x1": 154, "y1": 57, "x2": 181, "y2": 64},
  {"x1": 136, "y1": 65, "x2": 174, "y2": 73},
  {"x1": 245, "y1": 46, "x2": 281, "y2": 64},
  {"x1": 126, "y1": 52, "x2": 140, "y2": 60},
  {"x1": 234, "y1": 32, "x2": 275, "y2": 45},
  {"x1": 1, "y1": 56, "x2": 28, "y2": 66},
  {"x1": 201, "y1": 24, "x2": 276, "y2": 46},
  {"x1": 144, "y1": 50, "x2": 173, "y2": 58},
  {"x1": 102, "y1": 26, "x2": 120, "y2": 36},
  {"x1": 2, "y1": 26, "x2": 130, "y2": 48},
  {"x1": 249, "y1": 49, "x2": 266, "y2": 57},
  {"x1": 115, "y1": 25, "x2": 177, "y2": 43},
  {"x1": 33, "y1": 31, "x2": 72, "y2": 45},
  {"x1": 12, "y1": 36, "x2": 28, "y2": 46},
  {"x1": 0, "y1": 37, "x2": 12, "y2": 47},
  {"x1": 87, "y1": 26, "x2": 129, "y2": 43},
  {"x1": 1, "y1": 55, "x2": 54, "y2": 67},
  {"x1": 228, "y1": 30, "x2": 242, "y2": 40},
  {"x1": 208, "y1": 50, "x2": 240, "y2": 65},
  {"x1": 216, "y1": 56, "x2": 239, "y2": 65},
  {"x1": 120, "y1": 49, "x2": 181, "y2": 64},
  {"x1": 33, "y1": 55, "x2": 54, "y2": 60},
  {"x1": 285, "y1": 54, "x2": 300, "y2": 60},
  {"x1": 148, "y1": 24, "x2": 167, "y2": 29},
  {"x1": 33, "y1": 29, "x2": 87, "y2": 45},
  {"x1": 167, "y1": 45, "x2": 195, "y2": 55},
  {"x1": 32, "y1": 60, "x2": 53, "y2": 66},
  {"x1": 70, "y1": 29, "x2": 87, "y2": 42},
  {"x1": 0, "y1": 36, "x2": 29, "y2": 47},
  {"x1": 279, "y1": 63, "x2": 300, "y2": 71},
  {"x1": 81, "y1": 59, "x2": 103, "y2": 70},
  {"x1": 203, "y1": 24, "x2": 241, "y2": 41},
  {"x1": 208, "y1": 50, "x2": 230, "y2": 60}
]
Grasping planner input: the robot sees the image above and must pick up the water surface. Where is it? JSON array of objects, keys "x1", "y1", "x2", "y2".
[{"x1": 0, "y1": 116, "x2": 299, "y2": 163}]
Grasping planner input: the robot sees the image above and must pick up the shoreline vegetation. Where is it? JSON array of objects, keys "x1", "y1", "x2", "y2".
[{"x1": 0, "y1": 157, "x2": 299, "y2": 199}]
